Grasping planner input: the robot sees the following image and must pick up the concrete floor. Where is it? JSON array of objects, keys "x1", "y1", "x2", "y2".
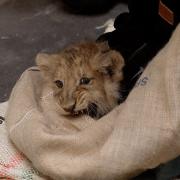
[{"x1": 0, "y1": 0, "x2": 127, "y2": 102}]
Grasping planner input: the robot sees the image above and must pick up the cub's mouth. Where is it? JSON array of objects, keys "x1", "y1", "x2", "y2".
[
  {"x1": 86, "y1": 103, "x2": 98, "y2": 118},
  {"x1": 66, "y1": 103, "x2": 98, "y2": 119}
]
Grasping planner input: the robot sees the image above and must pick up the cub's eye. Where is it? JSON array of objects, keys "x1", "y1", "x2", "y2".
[
  {"x1": 80, "y1": 77, "x2": 91, "y2": 85},
  {"x1": 54, "y1": 80, "x2": 63, "y2": 88}
]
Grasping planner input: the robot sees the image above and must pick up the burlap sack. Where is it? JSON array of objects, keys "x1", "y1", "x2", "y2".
[
  {"x1": 0, "y1": 102, "x2": 44, "y2": 179},
  {"x1": 5, "y1": 24, "x2": 180, "y2": 180}
]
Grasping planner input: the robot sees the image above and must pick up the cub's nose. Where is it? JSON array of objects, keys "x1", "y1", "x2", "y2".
[{"x1": 63, "y1": 104, "x2": 75, "y2": 113}]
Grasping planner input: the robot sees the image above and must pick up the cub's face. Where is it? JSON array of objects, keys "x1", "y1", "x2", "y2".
[{"x1": 36, "y1": 42, "x2": 124, "y2": 119}]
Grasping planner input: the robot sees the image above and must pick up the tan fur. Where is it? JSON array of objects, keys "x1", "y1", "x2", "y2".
[{"x1": 36, "y1": 42, "x2": 124, "y2": 119}]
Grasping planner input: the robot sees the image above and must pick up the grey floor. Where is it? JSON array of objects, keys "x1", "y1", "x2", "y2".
[{"x1": 0, "y1": 0, "x2": 127, "y2": 102}]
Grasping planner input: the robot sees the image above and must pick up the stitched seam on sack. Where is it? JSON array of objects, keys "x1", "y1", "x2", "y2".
[
  {"x1": 9, "y1": 92, "x2": 54, "y2": 134},
  {"x1": 40, "y1": 91, "x2": 53, "y2": 100},
  {"x1": 9, "y1": 108, "x2": 35, "y2": 134}
]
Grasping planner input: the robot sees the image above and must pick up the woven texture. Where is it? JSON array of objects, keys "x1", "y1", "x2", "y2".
[
  {"x1": 0, "y1": 102, "x2": 45, "y2": 180},
  {"x1": 5, "y1": 24, "x2": 180, "y2": 180}
]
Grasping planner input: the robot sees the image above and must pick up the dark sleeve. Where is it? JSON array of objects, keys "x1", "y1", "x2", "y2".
[{"x1": 97, "y1": 0, "x2": 179, "y2": 99}]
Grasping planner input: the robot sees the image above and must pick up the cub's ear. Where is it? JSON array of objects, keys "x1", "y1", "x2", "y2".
[
  {"x1": 36, "y1": 53, "x2": 51, "y2": 72},
  {"x1": 97, "y1": 41, "x2": 110, "y2": 53},
  {"x1": 97, "y1": 50, "x2": 124, "y2": 78},
  {"x1": 35, "y1": 53, "x2": 58, "y2": 80}
]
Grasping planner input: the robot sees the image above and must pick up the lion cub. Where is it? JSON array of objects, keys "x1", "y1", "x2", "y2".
[{"x1": 36, "y1": 42, "x2": 124, "y2": 119}]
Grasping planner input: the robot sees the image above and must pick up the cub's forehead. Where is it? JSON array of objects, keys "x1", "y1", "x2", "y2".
[
  {"x1": 55, "y1": 60, "x2": 85, "y2": 77},
  {"x1": 60, "y1": 52, "x2": 92, "y2": 69}
]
